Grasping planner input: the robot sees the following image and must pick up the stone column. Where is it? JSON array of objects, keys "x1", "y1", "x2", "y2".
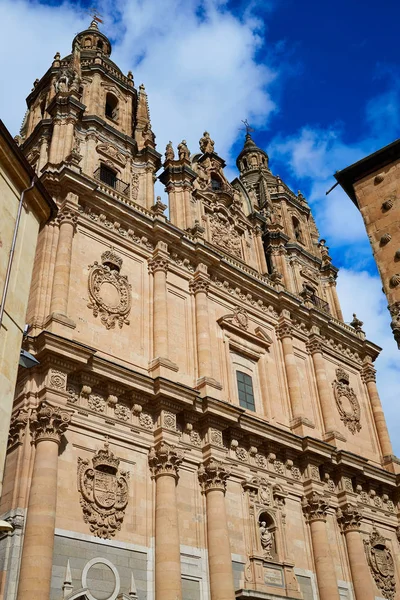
[
  {"x1": 190, "y1": 265, "x2": 213, "y2": 384},
  {"x1": 148, "y1": 441, "x2": 184, "y2": 600},
  {"x1": 255, "y1": 226, "x2": 268, "y2": 274},
  {"x1": 328, "y1": 277, "x2": 344, "y2": 321},
  {"x1": 50, "y1": 206, "x2": 78, "y2": 317},
  {"x1": 148, "y1": 243, "x2": 169, "y2": 361},
  {"x1": 145, "y1": 163, "x2": 155, "y2": 210},
  {"x1": 362, "y1": 359, "x2": 393, "y2": 457},
  {"x1": 48, "y1": 116, "x2": 62, "y2": 164},
  {"x1": 277, "y1": 313, "x2": 304, "y2": 422},
  {"x1": 198, "y1": 459, "x2": 235, "y2": 600},
  {"x1": 337, "y1": 505, "x2": 374, "y2": 600},
  {"x1": 307, "y1": 333, "x2": 337, "y2": 435},
  {"x1": 302, "y1": 492, "x2": 340, "y2": 600},
  {"x1": 17, "y1": 401, "x2": 72, "y2": 600}
]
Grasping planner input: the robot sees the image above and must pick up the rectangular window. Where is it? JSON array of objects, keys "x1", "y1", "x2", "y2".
[
  {"x1": 236, "y1": 371, "x2": 255, "y2": 411},
  {"x1": 100, "y1": 164, "x2": 117, "y2": 189}
]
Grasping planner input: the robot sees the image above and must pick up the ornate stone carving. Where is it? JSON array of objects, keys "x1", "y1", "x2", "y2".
[
  {"x1": 96, "y1": 143, "x2": 127, "y2": 166},
  {"x1": 148, "y1": 256, "x2": 169, "y2": 274},
  {"x1": 199, "y1": 131, "x2": 215, "y2": 154},
  {"x1": 148, "y1": 441, "x2": 183, "y2": 479},
  {"x1": 66, "y1": 382, "x2": 79, "y2": 403},
  {"x1": 337, "y1": 504, "x2": 363, "y2": 531},
  {"x1": 302, "y1": 492, "x2": 329, "y2": 522},
  {"x1": 190, "y1": 430, "x2": 202, "y2": 447},
  {"x1": 30, "y1": 401, "x2": 72, "y2": 444},
  {"x1": 291, "y1": 466, "x2": 301, "y2": 480},
  {"x1": 364, "y1": 528, "x2": 396, "y2": 600},
  {"x1": 114, "y1": 403, "x2": 130, "y2": 422},
  {"x1": 274, "y1": 460, "x2": 284, "y2": 475},
  {"x1": 8, "y1": 407, "x2": 29, "y2": 447},
  {"x1": 242, "y1": 476, "x2": 273, "y2": 508},
  {"x1": 236, "y1": 446, "x2": 248, "y2": 462},
  {"x1": 139, "y1": 412, "x2": 153, "y2": 430},
  {"x1": 255, "y1": 453, "x2": 267, "y2": 468},
  {"x1": 210, "y1": 428, "x2": 223, "y2": 446},
  {"x1": 87, "y1": 248, "x2": 132, "y2": 329},
  {"x1": 307, "y1": 335, "x2": 323, "y2": 355},
  {"x1": 198, "y1": 459, "x2": 230, "y2": 493},
  {"x1": 49, "y1": 369, "x2": 67, "y2": 390},
  {"x1": 189, "y1": 274, "x2": 210, "y2": 295},
  {"x1": 77, "y1": 441, "x2": 129, "y2": 539},
  {"x1": 163, "y1": 411, "x2": 177, "y2": 430},
  {"x1": 165, "y1": 141, "x2": 175, "y2": 161},
  {"x1": 332, "y1": 367, "x2": 361, "y2": 433},
  {"x1": 209, "y1": 212, "x2": 243, "y2": 259},
  {"x1": 177, "y1": 140, "x2": 190, "y2": 161},
  {"x1": 232, "y1": 306, "x2": 249, "y2": 330},
  {"x1": 259, "y1": 521, "x2": 274, "y2": 559},
  {"x1": 88, "y1": 394, "x2": 106, "y2": 413}
]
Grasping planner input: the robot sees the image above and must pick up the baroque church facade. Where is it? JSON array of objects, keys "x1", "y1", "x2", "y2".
[{"x1": 0, "y1": 19, "x2": 399, "y2": 600}]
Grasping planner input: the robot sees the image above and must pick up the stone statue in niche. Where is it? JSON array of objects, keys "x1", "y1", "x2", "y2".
[{"x1": 259, "y1": 521, "x2": 274, "y2": 559}]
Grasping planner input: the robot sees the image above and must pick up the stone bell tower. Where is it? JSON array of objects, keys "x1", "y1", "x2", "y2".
[{"x1": 1, "y1": 18, "x2": 399, "y2": 600}]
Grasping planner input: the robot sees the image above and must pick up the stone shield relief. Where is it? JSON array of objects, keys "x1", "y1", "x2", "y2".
[
  {"x1": 77, "y1": 441, "x2": 129, "y2": 539},
  {"x1": 364, "y1": 528, "x2": 396, "y2": 600},
  {"x1": 332, "y1": 367, "x2": 361, "y2": 434},
  {"x1": 87, "y1": 248, "x2": 132, "y2": 329}
]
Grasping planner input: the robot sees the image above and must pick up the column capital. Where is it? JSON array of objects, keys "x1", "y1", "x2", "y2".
[
  {"x1": 148, "y1": 441, "x2": 183, "y2": 480},
  {"x1": 276, "y1": 316, "x2": 293, "y2": 340},
  {"x1": 302, "y1": 491, "x2": 329, "y2": 522},
  {"x1": 337, "y1": 504, "x2": 363, "y2": 532},
  {"x1": 362, "y1": 360, "x2": 376, "y2": 384},
  {"x1": 198, "y1": 459, "x2": 230, "y2": 494},
  {"x1": 148, "y1": 255, "x2": 169, "y2": 274},
  {"x1": 189, "y1": 272, "x2": 210, "y2": 295},
  {"x1": 307, "y1": 334, "x2": 323, "y2": 355},
  {"x1": 58, "y1": 208, "x2": 78, "y2": 228},
  {"x1": 30, "y1": 401, "x2": 73, "y2": 445}
]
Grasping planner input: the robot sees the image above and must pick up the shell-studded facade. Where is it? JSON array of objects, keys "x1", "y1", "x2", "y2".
[{"x1": 1, "y1": 19, "x2": 400, "y2": 600}]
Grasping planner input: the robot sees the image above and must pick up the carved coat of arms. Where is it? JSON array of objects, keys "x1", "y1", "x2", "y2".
[
  {"x1": 332, "y1": 368, "x2": 361, "y2": 433},
  {"x1": 209, "y1": 212, "x2": 243, "y2": 259},
  {"x1": 364, "y1": 528, "x2": 396, "y2": 599},
  {"x1": 87, "y1": 248, "x2": 132, "y2": 329},
  {"x1": 77, "y1": 441, "x2": 129, "y2": 539}
]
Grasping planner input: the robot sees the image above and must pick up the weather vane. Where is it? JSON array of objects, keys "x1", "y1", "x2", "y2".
[
  {"x1": 240, "y1": 119, "x2": 254, "y2": 135},
  {"x1": 87, "y1": 7, "x2": 104, "y2": 24}
]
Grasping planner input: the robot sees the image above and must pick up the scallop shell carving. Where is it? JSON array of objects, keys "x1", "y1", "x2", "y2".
[
  {"x1": 390, "y1": 274, "x2": 400, "y2": 287},
  {"x1": 380, "y1": 233, "x2": 392, "y2": 245},
  {"x1": 382, "y1": 198, "x2": 394, "y2": 211}
]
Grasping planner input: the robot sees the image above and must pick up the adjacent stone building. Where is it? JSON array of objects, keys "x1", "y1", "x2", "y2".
[
  {"x1": 0, "y1": 120, "x2": 56, "y2": 501},
  {"x1": 0, "y1": 20, "x2": 399, "y2": 600},
  {"x1": 335, "y1": 140, "x2": 400, "y2": 349}
]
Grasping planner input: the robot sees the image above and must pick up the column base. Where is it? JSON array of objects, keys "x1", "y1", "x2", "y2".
[
  {"x1": 290, "y1": 417, "x2": 315, "y2": 437},
  {"x1": 148, "y1": 357, "x2": 179, "y2": 378},
  {"x1": 323, "y1": 430, "x2": 347, "y2": 447}
]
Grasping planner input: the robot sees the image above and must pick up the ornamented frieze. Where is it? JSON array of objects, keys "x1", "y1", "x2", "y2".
[{"x1": 77, "y1": 441, "x2": 129, "y2": 539}]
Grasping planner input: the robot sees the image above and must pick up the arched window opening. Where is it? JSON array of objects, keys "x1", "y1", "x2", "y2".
[
  {"x1": 292, "y1": 216, "x2": 302, "y2": 243},
  {"x1": 242, "y1": 157, "x2": 248, "y2": 170},
  {"x1": 97, "y1": 39, "x2": 103, "y2": 50},
  {"x1": 211, "y1": 175, "x2": 222, "y2": 191},
  {"x1": 99, "y1": 163, "x2": 117, "y2": 189},
  {"x1": 84, "y1": 37, "x2": 91, "y2": 48},
  {"x1": 105, "y1": 93, "x2": 119, "y2": 120},
  {"x1": 258, "y1": 512, "x2": 276, "y2": 560}
]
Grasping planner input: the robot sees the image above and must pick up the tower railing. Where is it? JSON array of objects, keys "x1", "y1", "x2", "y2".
[{"x1": 94, "y1": 167, "x2": 130, "y2": 196}]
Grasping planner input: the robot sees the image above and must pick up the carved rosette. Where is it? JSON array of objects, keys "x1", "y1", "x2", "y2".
[
  {"x1": 198, "y1": 459, "x2": 230, "y2": 494},
  {"x1": 364, "y1": 528, "x2": 396, "y2": 600},
  {"x1": 87, "y1": 248, "x2": 132, "y2": 330},
  {"x1": 337, "y1": 504, "x2": 363, "y2": 532},
  {"x1": 77, "y1": 441, "x2": 129, "y2": 539},
  {"x1": 302, "y1": 492, "x2": 329, "y2": 522},
  {"x1": 30, "y1": 401, "x2": 72, "y2": 445},
  {"x1": 332, "y1": 368, "x2": 361, "y2": 434},
  {"x1": 148, "y1": 441, "x2": 183, "y2": 480}
]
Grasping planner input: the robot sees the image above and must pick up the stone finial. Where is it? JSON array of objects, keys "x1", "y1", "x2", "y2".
[
  {"x1": 148, "y1": 441, "x2": 183, "y2": 479},
  {"x1": 350, "y1": 313, "x2": 363, "y2": 332},
  {"x1": 198, "y1": 459, "x2": 230, "y2": 494},
  {"x1": 30, "y1": 401, "x2": 73, "y2": 445}
]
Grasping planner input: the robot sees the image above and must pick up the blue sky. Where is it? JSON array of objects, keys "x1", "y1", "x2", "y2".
[{"x1": 0, "y1": 0, "x2": 399, "y2": 453}]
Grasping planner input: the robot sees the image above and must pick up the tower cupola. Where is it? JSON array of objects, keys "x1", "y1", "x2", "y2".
[
  {"x1": 236, "y1": 132, "x2": 269, "y2": 176},
  {"x1": 72, "y1": 19, "x2": 112, "y2": 57}
]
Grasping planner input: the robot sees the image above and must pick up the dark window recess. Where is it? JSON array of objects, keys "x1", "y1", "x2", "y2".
[
  {"x1": 211, "y1": 176, "x2": 222, "y2": 191},
  {"x1": 236, "y1": 371, "x2": 256, "y2": 411},
  {"x1": 105, "y1": 93, "x2": 118, "y2": 120},
  {"x1": 94, "y1": 165, "x2": 130, "y2": 196}
]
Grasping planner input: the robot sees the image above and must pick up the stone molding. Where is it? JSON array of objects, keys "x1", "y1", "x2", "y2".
[
  {"x1": 198, "y1": 459, "x2": 230, "y2": 494},
  {"x1": 148, "y1": 441, "x2": 183, "y2": 480},
  {"x1": 30, "y1": 401, "x2": 72, "y2": 445},
  {"x1": 302, "y1": 492, "x2": 329, "y2": 523}
]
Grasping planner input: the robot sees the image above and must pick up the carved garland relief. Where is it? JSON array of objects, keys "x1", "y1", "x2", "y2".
[
  {"x1": 77, "y1": 441, "x2": 129, "y2": 539},
  {"x1": 87, "y1": 248, "x2": 132, "y2": 329},
  {"x1": 332, "y1": 367, "x2": 361, "y2": 434},
  {"x1": 364, "y1": 528, "x2": 396, "y2": 600}
]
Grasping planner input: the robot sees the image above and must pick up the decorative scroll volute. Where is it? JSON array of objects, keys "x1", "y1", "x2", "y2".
[
  {"x1": 30, "y1": 401, "x2": 72, "y2": 445},
  {"x1": 198, "y1": 459, "x2": 230, "y2": 494},
  {"x1": 148, "y1": 441, "x2": 183, "y2": 480},
  {"x1": 77, "y1": 441, "x2": 129, "y2": 539},
  {"x1": 364, "y1": 528, "x2": 396, "y2": 600}
]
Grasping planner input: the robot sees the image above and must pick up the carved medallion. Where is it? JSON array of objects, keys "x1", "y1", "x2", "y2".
[
  {"x1": 77, "y1": 441, "x2": 129, "y2": 539},
  {"x1": 364, "y1": 528, "x2": 396, "y2": 599},
  {"x1": 332, "y1": 368, "x2": 361, "y2": 434},
  {"x1": 87, "y1": 248, "x2": 132, "y2": 329}
]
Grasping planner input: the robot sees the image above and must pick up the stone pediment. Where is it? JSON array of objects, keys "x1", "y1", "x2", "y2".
[{"x1": 218, "y1": 308, "x2": 272, "y2": 351}]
